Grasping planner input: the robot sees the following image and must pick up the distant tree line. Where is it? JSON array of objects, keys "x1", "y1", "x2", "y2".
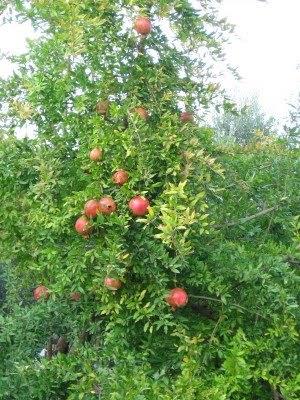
[
  {"x1": 284, "y1": 93, "x2": 300, "y2": 147},
  {"x1": 212, "y1": 97, "x2": 277, "y2": 145}
]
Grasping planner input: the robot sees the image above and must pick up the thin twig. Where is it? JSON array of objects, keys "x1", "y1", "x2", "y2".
[
  {"x1": 272, "y1": 387, "x2": 284, "y2": 400},
  {"x1": 208, "y1": 314, "x2": 224, "y2": 344},
  {"x1": 137, "y1": 37, "x2": 146, "y2": 54},
  {"x1": 214, "y1": 198, "x2": 287, "y2": 229},
  {"x1": 180, "y1": 152, "x2": 192, "y2": 181},
  {"x1": 190, "y1": 295, "x2": 266, "y2": 319},
  {"x1": 284, "y1": 256, "x2": 300, "y2": 268},
  {"x1": 214, "y1": 206, "x2": 278, "y2": 228},
  {"x1": 272, "y1": 389, "x2": 280, "y2": 400},
  {"x1": 46, "y1": 338, "x2": 53, "y2": 359}
]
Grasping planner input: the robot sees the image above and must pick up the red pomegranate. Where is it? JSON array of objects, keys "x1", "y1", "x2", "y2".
[
  {"x1": 34, "y1": 285, "x2": 49, "y2": 301},
  {"x1": 166, "y1": 288, "x2": 188, "y2": 310},
  {"x1": 134, "y1": 107, "x2": 149, "y2": 120},
  {"x1": 104, "y1": 277, "x2": 122, "y2": 291},
  {"x1": 112, "y1": 169, "x2": 129, "y2": 186},
  {"x1": 84, "y1": 199, "x2": 101, "y2": 218},
  {"x1": 134, "y1": 17, "x2": 152, "y2": 35},
  {"x1": 96, "y1": 100, "x2": 110, "y2": 115},
  {"x1": 180, "y1": 112, "x2": 194, "y2": 123},
  {"x1": 89, "y1": 148, "x2": 103, "y2": 161},
  {"x1": 99, "y1": 196, "x2": 117, "y2": 215},
  {"x1": 75, "y1": 216, "x2": 92, "y2": 236},
  {"x1": 70, "y1": 292, "x2": 81, "y2": 301},
  {"x1": 128, "y1": 195, "x2": 150, "y2": 216}
]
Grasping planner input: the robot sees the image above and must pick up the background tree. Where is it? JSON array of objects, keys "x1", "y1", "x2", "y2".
[
  {"x1": 284, "y1": 92, "x2": 300, "y2": 147},
  {"x1": 0, "y1": 1, "x2": 299, "y2": 400},
  {"x1": 213, "y1": 96, "x2": 276, "y2": 145}
]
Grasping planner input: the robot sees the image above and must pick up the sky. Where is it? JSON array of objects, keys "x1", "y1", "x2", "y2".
[
  {"x1": 219, "y1": 0, "x2": 300, "y2": 121},
  {"x1": 1, "y1": 0, "x2": 300, "y2": 125}
]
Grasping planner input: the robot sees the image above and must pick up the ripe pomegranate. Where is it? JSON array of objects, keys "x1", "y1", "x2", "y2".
[
  {"x1": 70, "y1": 292, "x2": 81, "y2": 301},
  {"x1": 180, "y1": 112, "x2": 194, "y2": 123},
  {"x1": 134, "y1": 17, "x2": 152, "y2": 35},
  {"x1": 98, "y1": 196, "x2": 117, "y2": 215},
  {"x1": 34, "y1": 285, "x2": 49, "y2": 301},
  {"x1": 75, "y1": 216, "x2": 92, "y2": 236},
  {"x1": 84, "y1": 199, "x2": 101, "y2": 218},
  {"x1": 89, "y1": 148, "x2": 103, "y2": 161},
  {"x1": 166, "y1": 288, "x2": 188, "y2": 310},
  {"x1": 112, "y1": 169, "x2": 129, "y2": 186},
  {"x1": 128, "y1": 195, "x2": 150, "y2": 216},
  {"x1": 104, "y1": 277, "x2": 122, "y2": 291},
  {"x1": 134, "y1": 107, "x2": 149, "y2": 120},
  {"x1": 96, "y1": 100, "x2": 109, "y2": 115}
]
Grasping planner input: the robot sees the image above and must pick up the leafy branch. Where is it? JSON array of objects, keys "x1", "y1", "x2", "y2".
[{"x1": 0, "y1": 4, "x2": 7, "y2": 16}]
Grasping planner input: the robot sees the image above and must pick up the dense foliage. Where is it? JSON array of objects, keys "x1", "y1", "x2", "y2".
[{"x1": 0, "y1": 1, "x2": 299, "y2": 399}]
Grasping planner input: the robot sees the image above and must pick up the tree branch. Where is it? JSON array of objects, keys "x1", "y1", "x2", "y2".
[
  {"x1": 284, "y1": 256, "x2": 300, "y2": 268},
  {"x1": 272, "y1": 387, "x2": 285, "y2": 400},
  {"x1": 137, "y1": 38, "x2": 146, "y2": 54},
  {"x1": 180, "y1": 151, "x2": 192, "y2": 181},
  {"x1": 214, "y1": 198, "x2": 287, "y2": 229},
  {"x1": 190, "y1": 295, "x2": 266, "y2": 319},
  {"x1": 209, "y1": 314, "x2": 224, "y2": 344}
]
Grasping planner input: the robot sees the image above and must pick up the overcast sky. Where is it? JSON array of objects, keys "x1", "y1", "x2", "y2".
[
  {"x1": 1, "y1": 0, "x2": 300, "y2": 124},
  {"x1": 220, "y1": 0, "x2": 300, "y2": 121}
]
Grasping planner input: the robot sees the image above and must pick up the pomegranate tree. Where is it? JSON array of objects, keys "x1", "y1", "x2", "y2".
[
  {"x1": 166, "y1": 288, "x2": 188, "y2": 310},
  {"x1": 128, "y1": 195, "x2": 150, "y2": 216},
  {"x1": 3, "y1": 0, "x2": 297, "y2": 398},
  {"x1": 2, "y1": 0, "x2": 298, "y2": 398}
]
